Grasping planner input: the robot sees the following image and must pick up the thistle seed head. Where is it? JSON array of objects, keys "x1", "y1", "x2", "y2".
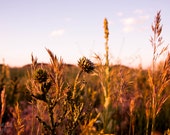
[
  {"x1": 34, "y1": 68, "x2": 48, "y2": 83},
  {"x1": 78, "y1": 57, "x2": 94, "y2": 73}
]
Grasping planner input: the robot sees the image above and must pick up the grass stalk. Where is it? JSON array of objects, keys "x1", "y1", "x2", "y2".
[
  {"x1": 103, "y1": 18, "x2": 110, "y2": 105},
  {"x1": 149, "y1": 11, "x2": 170, "y2": 135},
  {"x1": 13, "y1": 102, "x2": 24, "y2": 135},
  {"x1": 0, "y1": 63, "x2": 8, "y2": 130},
  {"x1": 98, "y1": 18, "x2": 112, "y2": 133}
]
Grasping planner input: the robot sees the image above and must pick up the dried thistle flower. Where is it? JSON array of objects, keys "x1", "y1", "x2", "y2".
[
  {"x1": 34, "y1": 68, "x2": 48, "y2": 83},
  {"x1": 78, "y1": 57, "x2": 94, "y2": 73}
]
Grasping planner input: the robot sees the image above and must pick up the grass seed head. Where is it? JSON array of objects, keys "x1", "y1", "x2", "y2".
[{"x1": 104, "y1": 18, "x2": 109, "y2": 40}]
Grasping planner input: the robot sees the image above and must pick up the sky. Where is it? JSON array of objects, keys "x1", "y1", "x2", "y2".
[{"x1": 0, "y1": 0, "x2": 170, "y2": 68}]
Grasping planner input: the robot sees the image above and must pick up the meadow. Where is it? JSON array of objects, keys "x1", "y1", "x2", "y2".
[{"x1": 0, "y1": 11, "x2": 170, "y2": 135}]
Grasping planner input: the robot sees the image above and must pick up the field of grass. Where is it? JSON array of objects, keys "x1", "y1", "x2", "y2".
[{"x1": 0, "y1": 11, "x2": 170, "y2": 135}]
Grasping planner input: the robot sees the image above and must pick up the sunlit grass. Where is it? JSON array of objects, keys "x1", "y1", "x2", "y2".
[{"x1": 0, "y1": 11, "x2": 169, "y2": 135}]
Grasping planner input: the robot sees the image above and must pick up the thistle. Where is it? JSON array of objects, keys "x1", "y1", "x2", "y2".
[
  {"x1": 27, "y1": 49, "x2": 94, "y2": 135},
  {"x1": 34, "y1": 68, "x2": 48, "y2": 83},
  {"x1": 78, "y1": 56, "x2": 94, "y2": 73},
  {"x1": 72, "y1": 57, "x2": 94, "y2": 99}
]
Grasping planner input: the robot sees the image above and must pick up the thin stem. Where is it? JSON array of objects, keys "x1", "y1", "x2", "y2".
[
  {"x1": 103, "y1": 18, "x2": 110, "y2": 108},
  {"x1": 146, "y1": 116, "x2": 149, "y2": 135},
  {"x1": 49, "y1": 108, "x2": 55, "y2": 134},
  {"x1": 72, "y1": 70, "x2": 83, "y2": 99}
]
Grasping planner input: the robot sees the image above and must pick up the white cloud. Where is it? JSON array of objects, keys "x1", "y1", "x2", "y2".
[
  {"x1": 122, "y1": 15, "x2": 149, "y2": 25},
  {"x1": 50, "y1": 29, "x2": 65, "y2": 38},
  {"x1": 121, "y1": 17, "x2": 136, "y2": 33},
  {"x1": 122, "y1": 17, "x2": 137, "y2": 25},
  {"x1": 121, "y1": 15, "x2": 150, "y2": 33}
]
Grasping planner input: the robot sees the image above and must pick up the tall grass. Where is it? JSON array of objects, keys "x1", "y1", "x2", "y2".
[
  {"x1": 0, "y1": 63, "x2": 9, "y2": 128},
  {"x1": 13, "y1": 102, "x2": 24, "y2": 135},
  {"x1": 93, "y1": 11, "x2": 170, "y2": 135},
  {"x1": 93, "y1": 18, "x2": 114, "y2": 134},
  {"x1": 148, "y1": 11, "x2": 170, "y2": 135}
]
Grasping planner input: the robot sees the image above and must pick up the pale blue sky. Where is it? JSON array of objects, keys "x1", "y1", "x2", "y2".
[{"x1": 0, "y1": 0, "x2": 170, "y2": 68}]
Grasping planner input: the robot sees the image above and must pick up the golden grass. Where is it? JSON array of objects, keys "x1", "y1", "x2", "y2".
[
  {"x1": 148, "y1": 11, "x2": 170, "y2": 135},
  {"x1": 13, "y1": 102, "x2": 24, "y2": 135},
  {"x1": 0, "y1": 64, "x2": 8, "y2": 131},
  {"x1": 0, "y1": 87, "x2": 6, "y2": 125}
]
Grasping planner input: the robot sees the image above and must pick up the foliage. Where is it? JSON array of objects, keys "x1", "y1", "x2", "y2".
[
  {"x1": 148, "y1": 11, "x2": 170, "y2": 135},
  {"x1": 0, "y1": 11, "x2": 169, "y2": 135},
  {"x1": 26, "y1": 49, "x2": 95, "y2": 135}
]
